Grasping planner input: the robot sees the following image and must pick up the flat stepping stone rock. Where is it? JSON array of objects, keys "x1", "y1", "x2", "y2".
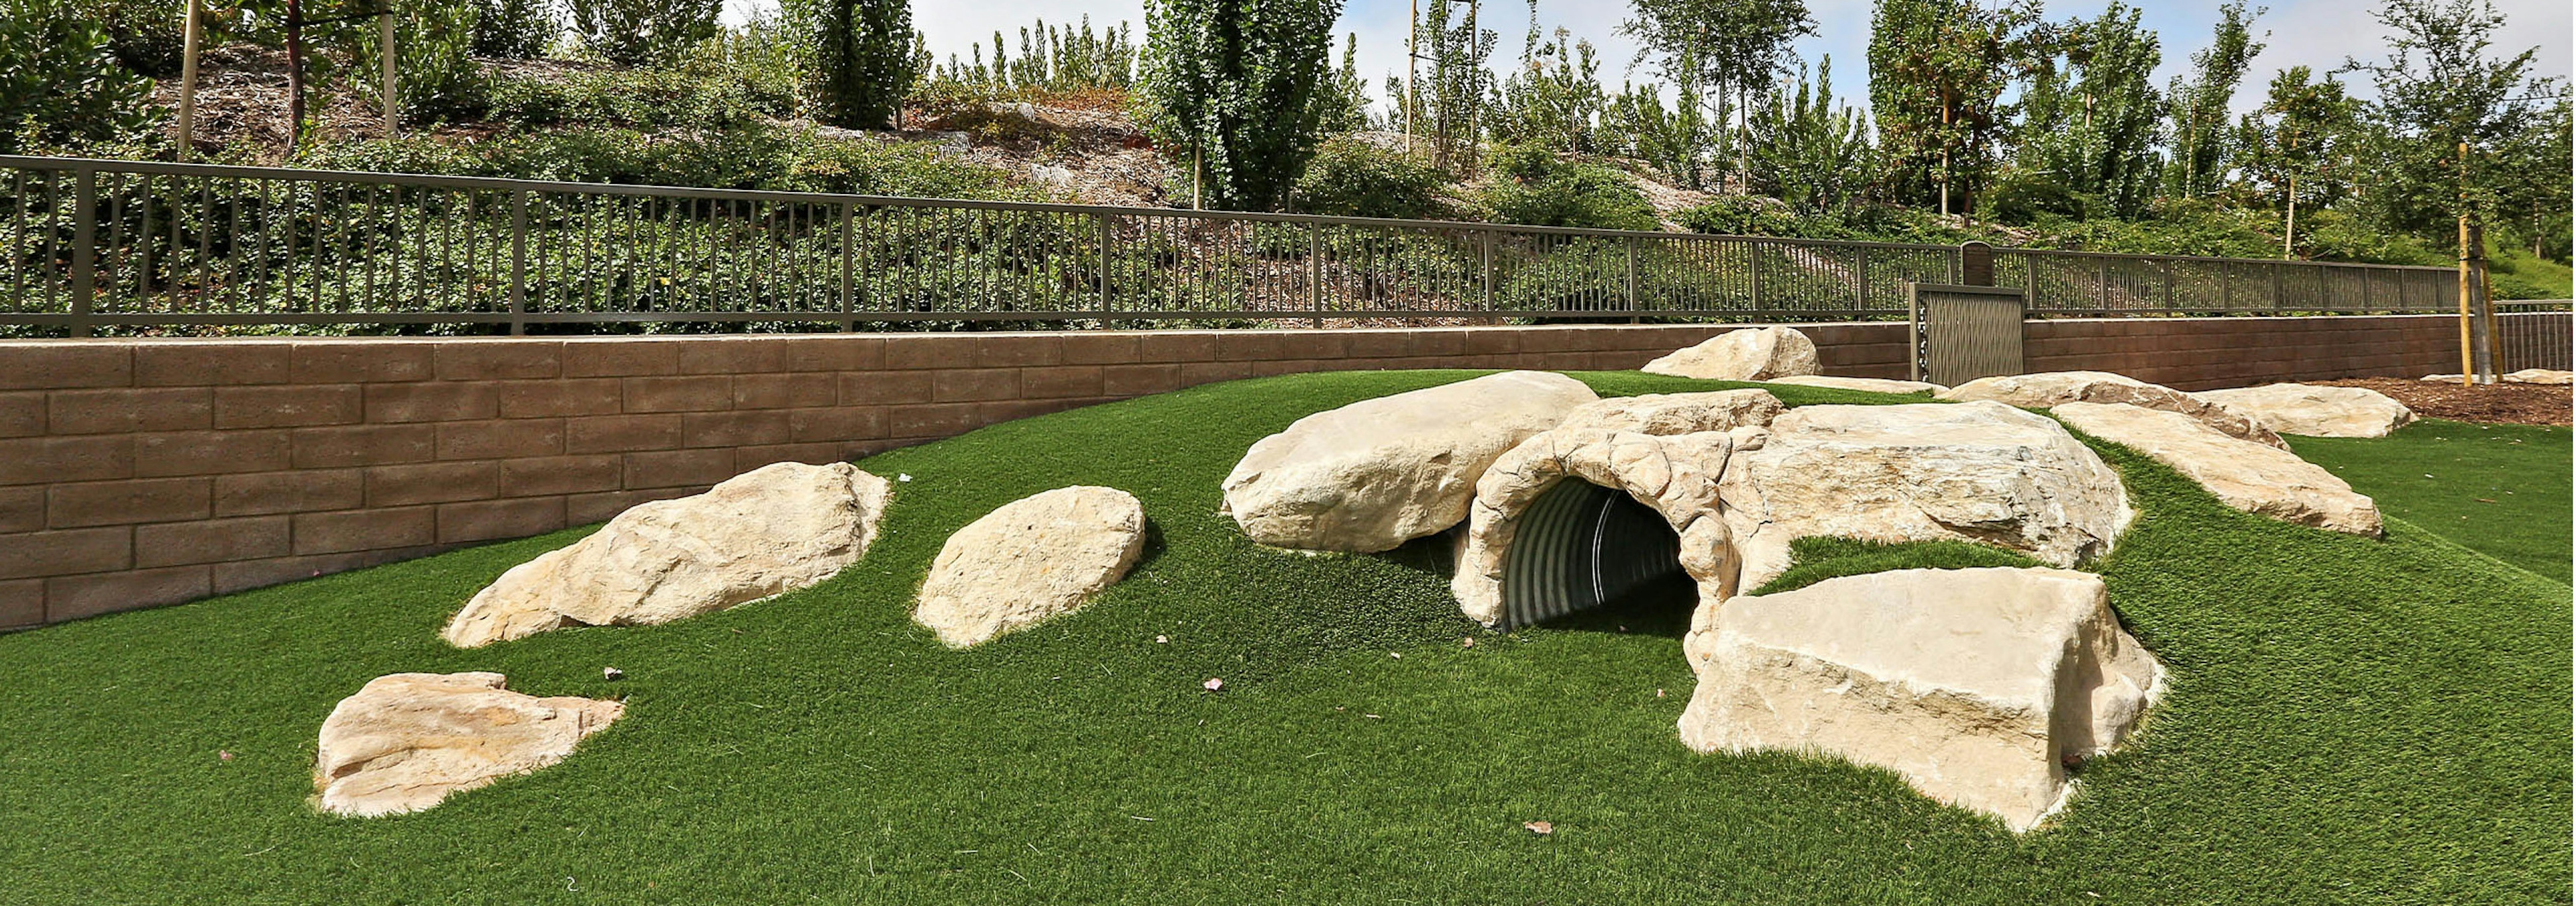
[
  {"x1": 444, "y1": 461, "x2": 893, "y2": 648},
  {"x1": 2052, "y1": 402, "x2": 2381, "y2": 535},
  {"x1": 2505, "y1": 368, "x2": 2573, "y2": 385},
  {"x1": 1556, "y1": 389, "x2": 1784, "y2": 436},
  {"x1": 315, "y1": 672, "x2": 623, "y2": 817},
  {"x1": 914, "y1": 486, "x2": 1146, "y2": 647},
  {"x1": 1454, "y1": 428, "x2": 1740, "y2": 626},
  {"x1": 1761, "y1": 374, "x2": 1947, "y2": 394},
  {"x1": 1222, "y1": 370, "x2": 1598, "y2": 552},
  {"x1": 1941, "y1": 370, "x2": 2288, "y2": 450},
  {"x1": 2191, "y1": 383, "x2": 2415, "y2": 438},
  {"x1": 1679, "y1": 567, "x2": 2162, "y2": 832},
  {"x1": 1718, "y1": 401, "x2": 2135, "y2": 590},
  {"x1": 1642, "y1": 326, "x2": 1821, "y2": 381}
]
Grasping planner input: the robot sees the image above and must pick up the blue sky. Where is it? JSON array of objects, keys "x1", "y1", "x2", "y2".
[{"x1": 733, "y1": 0, "x2": 2571, "y2": 115}]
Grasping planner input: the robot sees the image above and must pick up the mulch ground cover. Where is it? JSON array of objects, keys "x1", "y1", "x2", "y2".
[{"x1": 2314, "y1": 377, "x2": 2572, "y2": 426}]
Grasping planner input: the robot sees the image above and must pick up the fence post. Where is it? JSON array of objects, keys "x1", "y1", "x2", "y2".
[
  {"x1": 1097, "y1": 213, "x2": 1113, "y2": 319},
  {"x1": 1480, "y1": 228, "x2": 1494, "y2": 314},
  {"x1": 1624, "y1": 236, "x2": 1639, "y2": 321},
  {"x1": 2096, "y1": 256, "x2": 2110, "y2": 313},
  {"x1": 838, "y1": 201, "x2": 854, "y2": 332},
  {"x1": 1749, "y1": 241, "x2": 1764, "y2": 311},
  {"x1": 69, "y1": 168, "x2": 95, "y2": 338},
  {"x1": 508, "y1": 189, "x2": 527, "y2": 336},
  {"x1": 1309, "y1": 222, "x2": 1324, "y2": 328},
  {"x1": 1852, "y1": 246, "x2": 1868, "y2": 313},
  {"x1": 2270, "y1": 261, "x2": 2284, "y2": 312}
]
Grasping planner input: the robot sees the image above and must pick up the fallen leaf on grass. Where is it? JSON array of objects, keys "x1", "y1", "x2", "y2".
[{"x1": 1523, "y1": 821, "x2": 1553, "y2": 835}]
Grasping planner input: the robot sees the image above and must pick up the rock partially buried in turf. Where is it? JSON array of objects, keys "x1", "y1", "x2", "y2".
[
  {"x1": 443, "y1": 461, "x2": 892, "y2": 648},
  {"x1": 914, "y1": 486, "x2": 1147, "y2": 647},
  {"x1": 1759, "y1": 374, "x2": 1948, "y2": 395},
  {"x1": 1640, "y1": 326, "x2": 1821, "y2": 381},
  {"x1": 1453, "y1": 427, "x2": 1740, "y2": 627},
  {"x1": 1678, "y1": 567, "x2": 2162, "y2": 833},
  {"x1": 1717, "y1": 401, "x2": 2135, "y2": 591},
  {"x1": 1220, "y1": 371, "x2": 1599, "y2": 552},
  {"x1": 314, "y1": 672, "x2": 623, "y2": 817},
  {"x1": 2504, "y1": 368, "x2": 2574, "y2": 385},
  {"x1": 1554, "y1": 389, "x2": 1784, "y2": 436},
  {"x1": 1940, "y1": 371, "x2": 2288, "y2": 450},
  {"x1": 2189, "y1": 383, "x2": 2416, "y2": 438},
  {"x1": 2051, "y1": 402, "x2": 2382, "y2": 536}
]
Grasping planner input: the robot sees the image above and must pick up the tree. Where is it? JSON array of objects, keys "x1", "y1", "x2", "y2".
[
  {"x1": 2234, "y1": 66, "x2": 2357, "y2": 255},
  {"x1": 791, "y1": 0, "x2": 918, "y2": 129},
  {"x1": 2487, "y1": 98, "x2": 2571, "y2": 260},
  {"x1": 1745, "y1": 55, "x2": 1874, "y2": 213},
  {"x1": 1600, "y1": 77, "x2": 1709, "y2": 188},
  {"x1": 570, "y1": 0, "x2": 720, "y2": 67},
  {"x1": 2165, "y1": 1, "x2": 2265, "y2": 199},
  {"x1": 1619, "y1": 0, "x2": 1813, "y2": 181},
  {"x1": 2016, "y1": 2, "x2": 2164, "y2": 217},
  {"x1": 1867, "y1": 0, "x2": 2041, "y2": 215},
  {"x1": 1412, "y1": 0, "x2": 1497, "y2": 171},
  {"x1": 1314, "y1": 33, "x2": 1373, "y2": 134},
  {"x1": 1493, "y1": 5, "x2": 1607, "y2": 152},
  {"x1": 472, "y1": 0, "x2": 557, "y2": 59},
  {"x1": 1139, "y1": 0, "x2": 1344, "y2": 210},
  {"x1": 2344, "y1": 0, "x2": 2563, "y2": 236},
  {"x1": 347, "y1": 0, "x2": 486, "y2": 123},
  {"x1": 0, "y1": 0, "x2": 156, "y2": 154}
]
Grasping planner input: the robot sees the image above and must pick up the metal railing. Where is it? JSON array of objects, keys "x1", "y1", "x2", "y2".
[
  {"x1": 0, "y1": 155, "x2": 2461, "y2": 336},
  {"x1": 2496, "y1": 302, "x2": 2574, "y2": 372}
]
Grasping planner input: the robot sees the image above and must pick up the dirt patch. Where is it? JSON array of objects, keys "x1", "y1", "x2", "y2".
[{"x1": 2311, "y1": 378, "x2": 2572, "y2": 426}]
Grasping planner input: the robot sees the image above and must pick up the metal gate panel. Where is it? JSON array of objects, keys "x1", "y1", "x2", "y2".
[
  {"x1": 1498, "y1": 480, "x2": 1686, "y2": 631},
  {"x1": 2496, "y1": 303, "x2": 2573, "y2": 372},
  {"x1": 1911, "y1": 283, "x2": 2028, "y2": 387}
]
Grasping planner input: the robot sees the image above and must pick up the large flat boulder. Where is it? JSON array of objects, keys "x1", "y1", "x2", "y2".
[
  {"x1": 1556, "y1": 389, "x2": 1784, "y2": 436},
  {"x1": 1762, "y1": 374, "x2": 1947, "y2": 395},
  {"x1": 315, "y1": 672, "x2": 623, "y2": 817},
  {"x1": 915, "y1": 486, "x2": 1147, "y2": 647},
  {"x1": 2505, "y1": 368, "x2": 2573, "y2": 385},
  {"x1": 444, "y1": 461, "x2": 894, "y2": 647},
  {"x1": 2191, "y1": 383, "x2": 2415, "y2": 438},
  {"x1": 1221, "y1": 370, "x2": 1598, "y2": 552},
  {"x1": 2051, "y1": 402, "x2": 2381, "y2": 535},
  {"x1": 1679, "y1": 567, "x2": 2161, "y2": 832},
  {"x1": 1453, "y1": 429, "x2": 1738, "y2": 626},
  {"x1": 1940, "y1": 371, "x2": 2288, "y2": 450},
  {"x1": 1642, "y1": 327, "x2": 1821, "y2": 381},
  {"x1": 1717, "y1": 401, "x2": 2134, "y2": 590}
]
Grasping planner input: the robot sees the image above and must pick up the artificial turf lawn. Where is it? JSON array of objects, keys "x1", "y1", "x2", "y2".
[
  {"x1": 2288, "y1": 419, "x2": 2573, "y2": 584},
  {"x1": 0, "y1": 370, "x2": 2566, "y2": 905}
]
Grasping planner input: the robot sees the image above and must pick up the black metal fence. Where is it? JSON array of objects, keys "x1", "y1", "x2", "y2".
[{"x1": 0, "y1": 155, "x2": 2461, "y2": 337}]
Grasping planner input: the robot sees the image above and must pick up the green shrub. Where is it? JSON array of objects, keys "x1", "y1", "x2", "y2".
[
  {"x1": 472, "y1": 0, "x2": 557, "y2": 58},
  {"x1": 568, "y1": 0, "x2": 719, "y2": 67},
  {"x1": 1673, "y1": 195, "x2": 1808, "y2": 237},
  {"x1": 1291, "y1": 138, "x2": 1449, "y2": 219},
  {"x1": 1479, "y1": 144, "x2": 1658, "y2": 231},
  {"x1": 786, "y1": 0, "x2": 918, "y2": 130},
  {"x1": 484, "y1": 43, "x2": 800, "y2": 131},
  {"x1": 0, "y1": 0, "x2": 158, "y2": 154},
  {"x1": 346, "y1": 0, "x2": 488, "y2": 123},
  {"x1": 1979, "y1": 170, "x2": 2090, "y2": 226}
]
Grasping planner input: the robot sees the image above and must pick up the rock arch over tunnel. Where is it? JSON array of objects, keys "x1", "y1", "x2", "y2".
[{"x1": 1453, "y1": 429, "x2": 1744, "y2": 629}]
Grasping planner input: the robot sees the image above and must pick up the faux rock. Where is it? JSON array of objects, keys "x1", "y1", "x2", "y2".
[
  {"x1": 1453, "y1": 428, "x2": 1739, "y2": 626},
  {"x1": 314, "y1": 672, "x2": 623, "y2": 817},
  {"x1": 1717, "y1": 401, "x2": 2135, "y2": 591},
  {"x1": 1761, "y1": 374, "x2": 1947, "y2": 395},
  {"x1": 2505, "y1": 368, "x2": 2574, "y2": 385},
  {"x1": 1220, "y1": 370, "x2": 1599, "y2": 552},
  {"x1": 1641, "y1": 327, "x2": 1822, "y2": 381},
  {"x1": 443, "y1": 461, "x2": 893, "y2": 648},
  {"x1": 1678, "y1": 567, "x2": 2162, "y2": 832},
  {"x1": 2190, "y1": 383, "x2": 2416, "y2": 438},
  {"x1": 1555, "y1": 389, "x2": 1785, "y2": 436},
  {"x1": 914, "y1": 486, "x2": 1148, "y2": 647},
  {"x1": 1940, "y1": 371, "x2": 2288, "y2": 450},
  {"x1": 2051, "y1": 402, "x2": 2382, "y2": 535}
]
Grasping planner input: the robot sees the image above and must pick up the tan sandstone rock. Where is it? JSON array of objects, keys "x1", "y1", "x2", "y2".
[
  {"x1": 1556, "y1": 389, "x2": 1784, "y2": 436},
  {"x1": 444, "y1": 461, "x2": 893, "y2": 647},
  {"x1": 2190, "y1": 383, "x2": 2415, "y2": 438},
  {"x1": 1762, "y1": 374, "x2": 1947, "y2": 395},
  {"x1": 1940, "y1": 370, "x2": 2288, "y2": 450},
  {"x1": 1641, "y1": 327, "x2": 1821, "y2": 381},
  {"x1": 914, "y1": 486, "x2": 1148, "y2": 647},
  {"x1": 2051, "y1": 402, "x2": 2381, "y2": 535},
  {"x1": 1678, "y1": 567, "x2": 2161, "y2": 832},
  {"x1": 2505, "y1": 368, "x2": 2574, "y2": 385},
  {"x1": 314, "y1": 672, "x2": 623, "y2": 817},
  {"x1": 1718, "y1": 401, "x2": 2135, "y2": 591},
  {"x1": 1453, "y1": 429, "x2": 1739, "y2": 626},
  {"x1": 1220, "y1": 370, "x2": 1599, "y2": 552}
]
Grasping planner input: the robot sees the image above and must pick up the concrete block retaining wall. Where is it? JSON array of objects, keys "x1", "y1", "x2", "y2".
[{"x1": 0, "y1": 314, "x2": 2477, "y2": 627}]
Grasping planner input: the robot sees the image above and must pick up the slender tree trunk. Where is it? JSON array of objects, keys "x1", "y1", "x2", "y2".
[
  {"x1": 2282, "y1": 172, "x2": 2296, "y2": 259},
  {"x1": 285, "y1": 0, "x2": 305, "y2": 156}
]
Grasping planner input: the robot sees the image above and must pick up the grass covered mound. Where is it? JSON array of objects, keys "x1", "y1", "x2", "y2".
[{"x1": 0, "y1": 371, "x2": 2566, "y2": 904}]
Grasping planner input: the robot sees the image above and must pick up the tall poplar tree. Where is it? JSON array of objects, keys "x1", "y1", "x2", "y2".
[
  {"x1": 2165, "y1": 1, "x2": 2265, "y2": 199},
  {"x1": 1140, "y1": 0, "x2": 1343, "y2": 210},
  {"x1": 1866, "y1": 0, "x2": 2041, "y2": 214}
]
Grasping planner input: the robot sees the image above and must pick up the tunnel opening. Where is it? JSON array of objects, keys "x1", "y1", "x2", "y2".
[{"x1": 1497, "y1": 479, "x2": 1695, "y2": 632}]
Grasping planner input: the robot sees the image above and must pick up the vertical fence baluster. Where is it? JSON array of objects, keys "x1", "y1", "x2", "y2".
[
  {"x1": 70, "y1": 168, "x2": 95, "y2": 338},
  {"x1": 509, "y1": 189, "x2": 527, "y2": 336}
]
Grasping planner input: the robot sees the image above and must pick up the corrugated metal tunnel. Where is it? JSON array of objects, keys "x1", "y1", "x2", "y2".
[{"x1": 1497, "y1": 479, "x2": 1690, "y2": 630}]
